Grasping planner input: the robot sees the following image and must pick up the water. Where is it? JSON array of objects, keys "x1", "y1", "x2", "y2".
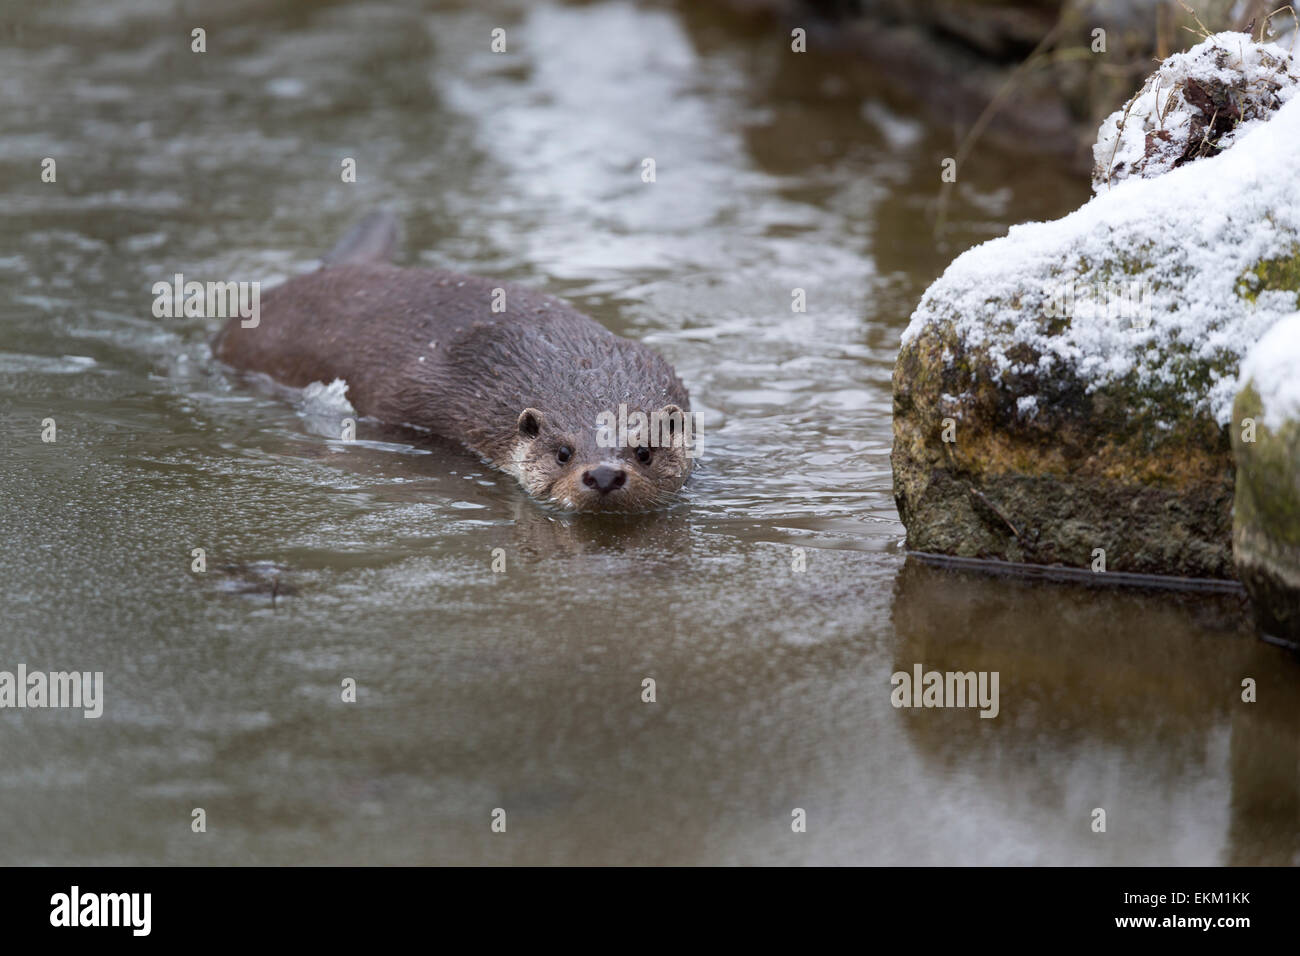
[{"x1": 1, "y1": 0, "x2": 1296, "y2": 865}]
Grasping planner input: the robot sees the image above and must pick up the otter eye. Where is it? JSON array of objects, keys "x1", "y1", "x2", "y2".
[
  {"x1": 635, "y1": 446, "x2": 651, "y2": 464},
  {"x1": 557, "y1": 446, "x2": 572, "y2": 464}
]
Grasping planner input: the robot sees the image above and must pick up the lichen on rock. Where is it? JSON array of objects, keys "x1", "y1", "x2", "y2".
[{"x1": 892, "y1": 34, "x2": 1300, "y2": 579}]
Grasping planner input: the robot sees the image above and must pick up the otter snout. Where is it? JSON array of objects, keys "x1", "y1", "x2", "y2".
[{"x1": 582, "y1": 464, "x2": 627, "y2": 494}]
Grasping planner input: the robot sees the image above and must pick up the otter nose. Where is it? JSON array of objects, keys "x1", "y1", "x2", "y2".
[{"x1": 582, "y1": 465, "x2": 627, "y2": 494}]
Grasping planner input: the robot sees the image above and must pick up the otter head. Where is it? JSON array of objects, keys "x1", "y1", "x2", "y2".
[{"x1": 509, "y1": 403, "x2": 693, "y2": 513}]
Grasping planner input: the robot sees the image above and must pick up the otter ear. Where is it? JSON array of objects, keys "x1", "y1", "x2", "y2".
[{"x1": 517, "y1": 408, "x2": 544, "y2": 438}]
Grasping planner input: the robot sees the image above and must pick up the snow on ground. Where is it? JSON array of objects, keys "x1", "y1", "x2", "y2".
[{"x1": 903, "y1": 38, "x2": 1300, "y2": 427}]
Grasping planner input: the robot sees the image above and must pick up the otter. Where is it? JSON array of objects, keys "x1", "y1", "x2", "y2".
[{"x1": 212, "y1": 212, "x2": 693, "y2": 513}]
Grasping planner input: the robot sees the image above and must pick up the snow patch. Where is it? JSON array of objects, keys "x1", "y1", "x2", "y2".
[{"x1": 299, "y1": 378, "x2": 355, "y2": 417}]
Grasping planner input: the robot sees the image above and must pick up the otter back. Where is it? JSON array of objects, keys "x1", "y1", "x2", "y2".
[{"x1": 211, "y1": 263, "x2": 689, "y2": 467}]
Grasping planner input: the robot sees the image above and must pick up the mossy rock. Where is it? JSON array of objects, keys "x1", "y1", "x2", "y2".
[
  {"x1": 1233, "y1": 383, "x2": 1300, "y2": 643},
  {"x1": 1236, "y1": 245, "x2": 1300, "y2": 306},
  {"x1": 892, "y1": 85, "x2": 1300, "y2": 580},
  {"x1": 893, "y1": 320, "x2": 1235, "y2": 577}
]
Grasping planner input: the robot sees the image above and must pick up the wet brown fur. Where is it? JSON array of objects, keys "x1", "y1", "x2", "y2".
[{"x1": 212, "y1": 259, "x2": 692, "y2": 512}]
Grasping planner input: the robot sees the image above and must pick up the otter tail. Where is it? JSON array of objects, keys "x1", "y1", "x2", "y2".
[{"x1": 321, "y1": 210, "x2": 402, "y2": 267}]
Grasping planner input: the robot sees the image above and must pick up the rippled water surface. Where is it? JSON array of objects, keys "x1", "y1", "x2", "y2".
[{"x1": 1, "y1": 0, "x2": 1297, "y2": 865}]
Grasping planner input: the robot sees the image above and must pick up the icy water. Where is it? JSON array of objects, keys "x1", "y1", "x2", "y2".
[{"x1": 1, "y1": 0, "x2": 1297, "y2": 865}]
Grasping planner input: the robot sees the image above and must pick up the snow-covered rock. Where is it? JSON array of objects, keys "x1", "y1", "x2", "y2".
[
  {"x1": 1233, "y1": 313, "x2": 1300, "y2": 641},
  {"x1": 1093, "y1": 31, "x2": 1299, "y2": 192},
  {"x1": 892, "y1": 39, "x2": 1300, "y2": 579},
  {"x1": 1236, "y1": 312, "x2": 1300, "y2": 429}
]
